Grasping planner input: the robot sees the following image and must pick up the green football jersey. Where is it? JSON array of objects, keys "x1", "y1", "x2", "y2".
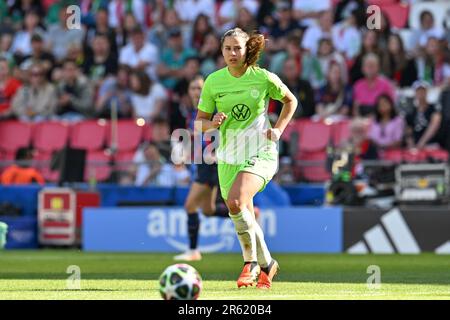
[{"x1": 198, "y1": 66, "x2": 287, "y2": 164}]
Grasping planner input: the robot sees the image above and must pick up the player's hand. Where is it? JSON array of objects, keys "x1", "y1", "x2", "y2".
[
  {"x1": 212, "y1": 112, "x2": 227, "y2": 128},
  {"x1": 264, "y1": 128, "x2": 282, "y2": 141}
]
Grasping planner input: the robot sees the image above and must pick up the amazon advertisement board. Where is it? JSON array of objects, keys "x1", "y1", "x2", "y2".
[
  {"x1": 345, "y1": 206, "x2": 450, "y2": 254},
  {"x1": 83, "y1": 207, "x2": 342, "y2": 253}
]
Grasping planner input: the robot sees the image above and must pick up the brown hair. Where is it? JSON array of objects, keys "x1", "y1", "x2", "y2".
[
  {"x1": 220, "y1": 28, "x2": 265, "y2": 67},
  {"x1": 131, "y1": 69, "x2": 152, "y2": 95}
]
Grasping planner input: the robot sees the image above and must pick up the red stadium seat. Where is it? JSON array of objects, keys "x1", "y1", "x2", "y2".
[
  {"x1": 331, "y1": 120, "x2": 351, "y2": 147},
  {"x1": 425, "y1": 148, "x2": 449, "y2": 162},
  {"x1": 298, "y1": 120, "x2": 332, "y2": 152},
  {"x1": 298, "y1": 150, "x2": 331, "y2": 182},
  {"x1": 70, "y1": 120, "x2": 107, "y2": 151},
  {"x1": 367, "y1": 0, "x2": 398, "y2": 6},
  {"x1": 32, "y1": 121, "x2": 70, "y2": 152},
  {"x1": 106, "y1": 120, "x2": 144, "y2": 152},
  {"x1": 114, "y1": 150, "x2": 136, "y2": 172},
  {"x1": 0, "y1": 121, "x2": 32, "y2": 153},
  {"x1": 32, "y1": 151, "x2": 59, "y2": 182},
  {"x1": 380, "y1": 148, "x2": 403, "y2": 163},
  {"x1": 84, "y1": 150, "x2": 112, "y2": 182},
  {"x1": 380, "y1": 3, "x2": 410, "y2": 29},
  {"x1": 402, "y1": 149, "x2": 427, "y2": 163}
]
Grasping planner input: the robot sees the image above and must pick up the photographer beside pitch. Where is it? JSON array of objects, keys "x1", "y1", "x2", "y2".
[{"x1": 195, "y1": 28, "x2": 298, "y2": 289}]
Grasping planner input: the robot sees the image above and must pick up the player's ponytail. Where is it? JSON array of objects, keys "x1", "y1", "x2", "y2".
[{"x1": 245, "y1": 33, "x2": 265, "y2": 67}]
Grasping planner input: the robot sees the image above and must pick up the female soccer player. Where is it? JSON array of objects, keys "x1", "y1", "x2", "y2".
[
  {"x1": 195, "y1": 28, "x2": 298, "y2": 289},
  {"x1": 174, "y1": 75, "x2": 230, "y2": 262}
]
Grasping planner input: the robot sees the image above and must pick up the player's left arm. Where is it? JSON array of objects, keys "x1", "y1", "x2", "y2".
[{"x1": 266, "y1": 86, "x2": 298, "y2": 142}]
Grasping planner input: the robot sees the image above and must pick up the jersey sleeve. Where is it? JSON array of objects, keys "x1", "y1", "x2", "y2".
[
  {"x1": 267, "y1": 71, "x2": 287, "y2": 102},
  {"x1": 197, "y1": 78, "x2": 215, "y2": 114}
]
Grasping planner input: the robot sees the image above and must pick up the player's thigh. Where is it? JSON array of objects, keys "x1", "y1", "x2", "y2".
[
  {"x1": 184, "y1": 182, "x2": 212, "y2": 212},
  {"x1": 227, "y1": 171, "x2": 264, "y2": 211},
  {"x1": 200, "y1": 185, "x2": 218, "y2": 215}
]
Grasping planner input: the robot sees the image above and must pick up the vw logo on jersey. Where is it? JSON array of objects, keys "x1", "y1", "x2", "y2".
[
  {"x1": 250, "y1": 88, "x2": 260, "y2": 99},
  {"x1": 231, "y1": 104, "x2": 251, "y2": 121}
]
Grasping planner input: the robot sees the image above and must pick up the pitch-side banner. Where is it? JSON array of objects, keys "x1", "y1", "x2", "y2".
[
  {"x1": 344, "y1": 206, "x2": 450, "y2": 254},
  {"x1": 83, "y1": 207, "x2": 342, "y2": 253}
]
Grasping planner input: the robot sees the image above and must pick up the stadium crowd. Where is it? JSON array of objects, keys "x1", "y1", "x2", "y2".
[{"x1": 0, "y1": 0, "x2": 449, "y2": 186}]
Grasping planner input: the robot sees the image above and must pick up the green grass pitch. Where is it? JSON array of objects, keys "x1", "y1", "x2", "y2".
[{"x1": 0, "y1": 250, "x2": 449, "y2": 300}]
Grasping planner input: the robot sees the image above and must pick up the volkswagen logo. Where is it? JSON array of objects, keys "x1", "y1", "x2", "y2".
[{"x1": 231, "y1": 104, "x2": 251, "y2": 121}]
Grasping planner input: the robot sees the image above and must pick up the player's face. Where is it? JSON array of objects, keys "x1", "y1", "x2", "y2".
[{"x1": 222, "y1": 36, "x2": 246, "y2": 68}]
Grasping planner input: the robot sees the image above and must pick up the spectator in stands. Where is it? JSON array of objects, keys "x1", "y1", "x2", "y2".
[
  {"x1": 343, "y1": 117, "x2": 378, "y2": 163},
  {"x1": 16, "y1": 33, "x2": 55, "y2": 80},
  {"x1": 350, "y1": 29, "x2": 386, "y2": 84},
  {"x1": 277, "y1": 57, "x2": 315, "y2": 119},
  {"x1": 316, "y1": 37, "x2": 347, "y2": 86},
  {"x1": 235, "y1": 7, "x2": 258, "y2": 34},
  {"x1": 84, "y1": 7, "x2": 118, "y2": 58},
  {"x1": 266, "y1": 1, "x2": 303, "y2": 53},
  {"x1": 55, "y1": 59, "x2": 94, "y2": 121},
  {"x1": 11, "y1": 62, "x2": 57, "y2": 121},
  {"x1": 368, "y1": 94, "x2": 404, "y2": 151},
  {"x1": 46, "y1": 5, "x2": 85, "y2": 63},
  {"x1": 332, "y1": 8, "x2": 362, "y2": 60},
  {"x1": 173, "y1": 56, "x2": 201, "y2": 103},
  {"x1": 130, "y1": 69, "x2": 167, "y2": 122},
  {"x1": 0, "y1": 147, "x2": 45, "y2": 185},
  {"x1": 129, "y1": 142, "x2": 176, "y2": 187},
  {"x1": 383, "y1": 33, "x2": 418, "y2": 88},
  {"x1": 198, "y1": 32, "x2": 221, "y2": 77},
  {"x1": 11, "y1": 9, "x2": 45, "y2": 60},
  {"x1": 158, "y1": 27, "x2": 197, "y2": 89},
  {"x1": 173, "y1": 0, "x2": 215, "y2": 26},
  {"x1": 78, "y1": 0, "x2": 109, "y2": 29},
  {"x1": 95, "y1": 64, "x2": 133, "y2": 119},
  {"x1": 151, "y1": 117, "x2": 172, "y2": 161},
  {"x1": 301, "y1": 9, "x2": 336, "y2": 55},
  {"x1": 170, "y1": 142, "x2": 191, "y2": 186},
  {"x1": 116, "y1": 12, "x2": 140, "y2": 48},
  {"x1": 190, "y1": 14, "x2": 214, "y2": 51},
  {"x1": 293, "y1": 0, "x2": 332, "y2": 27},
  {"x1": 410, "y1": 10, "x2": 445, "y2": 55},
  {"x1": 8, "y1": 0, "x2": 44, "y2": 29},
  {"x1": 107, "y1": 0, "x2": 146, "y2": 30},
  {"x1": 405, "y1": 81, "x2": 442, "y2": 149},
  {"x1": 0, "y1": 57, "x2": 21, "y2": 119},
  {"x1": 218, "y1": 0, "x2": 259, "y2": 32},
  {"x1": 119, "y1": 25, "x2": 159, "y2": 81},
  {"x1": 417, "y1": 36, "x2": 450, "y2": 86},
  {"x1": 270, "y1": 32, "x2": 322, "y2": 89},
  {"x1": 148, "y1": 8, "x2": 187, "y2": 50},
  {"x1": 169, "y1": 74, "x2": 204, "y2": 133},
  {"x1": 314, "y1": 61, "x2": 352, "y2": 121},
  {"x1": 375, "y1": 11, "x2": 392, "y2": 51},
  {"x1": 0, "y1": 33, "x2": 14, "y2": 64},
  {"x1": 353, "y1": 53, "x2": 395, "y2": 117},
  {"x1": 82, "y1": 32, "x2": 118, "y2": 85},
  {"x1": 334, "y1": 0, "x2": 367, "y2": 28}
]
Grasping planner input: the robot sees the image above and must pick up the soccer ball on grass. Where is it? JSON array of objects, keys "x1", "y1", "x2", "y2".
[{"x1": 159, "y1": 263, "x2": 202, "y2": 300}]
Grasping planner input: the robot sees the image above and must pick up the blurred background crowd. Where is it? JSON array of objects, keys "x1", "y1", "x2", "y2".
[{"x1": 0, "y1": 0, "x2": 449, "y2": 187}]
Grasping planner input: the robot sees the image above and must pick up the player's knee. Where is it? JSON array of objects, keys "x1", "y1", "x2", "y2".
[
  {"x1": 184, "y1": 201, "x2": 196, "y2": 213},
  {"x1": 226, "y1": 197, "x2": 246, "y2": 214}
]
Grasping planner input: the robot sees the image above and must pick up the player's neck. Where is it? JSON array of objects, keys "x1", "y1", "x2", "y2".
[{"x1": 227, "y1": 65, "x2": 248, "y2": 78}]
